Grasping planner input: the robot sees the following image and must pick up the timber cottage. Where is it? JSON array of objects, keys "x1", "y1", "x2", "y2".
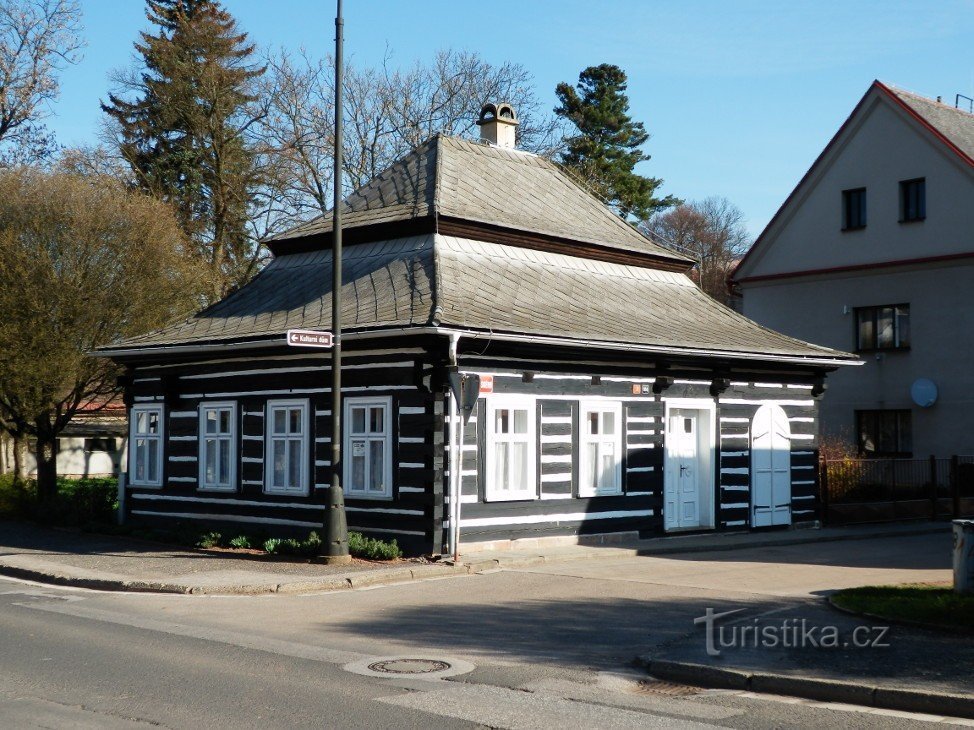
[{"x1": 99, "y1": 104, "x2": 857, "y2": 554}]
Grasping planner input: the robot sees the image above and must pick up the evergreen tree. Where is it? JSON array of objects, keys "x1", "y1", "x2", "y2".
[
  {"x1": 555, "y1": 64, "x2": 677, "y2": 220},
  {"x1": 102, "y1": 0, "x2": 264, "y2": 298}
]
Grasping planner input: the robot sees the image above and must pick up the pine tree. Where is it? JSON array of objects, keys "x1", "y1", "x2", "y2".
[
  {"x1": 102, "y1": 0, "x2": 264, "y2": 298},
  {"x1": 555, "y1": 64, "x2": 678, "y2": 221}
]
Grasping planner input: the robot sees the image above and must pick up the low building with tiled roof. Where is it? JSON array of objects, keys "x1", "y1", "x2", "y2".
[
  {"x1": 100, "y1": 104, "x2": 856, "y2": 553},
  {"x1": 733, "y1": 81, "x2": 974, "y2": 508}
]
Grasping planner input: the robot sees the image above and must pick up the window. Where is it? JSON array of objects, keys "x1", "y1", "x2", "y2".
[
  {"x1": 900, "y1": 178, "x2": 926, "y2": 222},
  {"x1": 579, "y1": 402, "x2": 622, "y2": 497},
  {"x1": 198, "y1": 402, "x2": 236, "y2": 491},
  {"x1": 856, "y1": 410, "x2": 912, "y2": 457},
  {"x1": 343, "y1": 396, "x2": 393, "y2": 499},
  {"x1": 485, "y1": 397, "x2": 536, "y2": 501},
  {"x1": 85, "y1": 437, "x2": 117, "y2": 453},
  {"x1": 855, "y1": 304, "x2": 910, "y2": 350},
  {"x1": 130, "y1": 405, "x2": 163, "y2": 487},
  {"x1": 842, "y1": 187, "x2": 866, "y2": 230},
  {"x1": 265, "y1": 400, "x2": 309, "y2": 495}
]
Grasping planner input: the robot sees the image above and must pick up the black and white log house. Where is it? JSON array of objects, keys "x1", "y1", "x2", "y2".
[{"x1": 98, "y1": 103, "x2": 858, "y2": 554}]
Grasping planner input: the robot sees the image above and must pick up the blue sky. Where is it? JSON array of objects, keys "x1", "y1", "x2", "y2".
[{"x1": 49, "y1": 0, "x2": 974, "y2": 237}]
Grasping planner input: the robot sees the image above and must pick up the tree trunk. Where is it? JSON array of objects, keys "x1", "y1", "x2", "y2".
[
  {"x1": 12, "y1": 435, "x2": 27, "y2": 485},
  {"x1": 34, "y1": 432, "x2": 58, "y2": 503}
]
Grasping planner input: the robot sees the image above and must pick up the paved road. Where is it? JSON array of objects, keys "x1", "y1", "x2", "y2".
[{"x1": 0, "y1": 532, "x2": 964, "y2": 729}]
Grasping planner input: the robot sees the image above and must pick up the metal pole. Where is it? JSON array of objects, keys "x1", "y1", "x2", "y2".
[{"x1": 325, "y1": 0, "x2": 349, "y2": 562}]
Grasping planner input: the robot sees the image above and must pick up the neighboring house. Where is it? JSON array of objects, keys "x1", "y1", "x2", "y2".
[
  {"x1": 733, "y1": 81, "x2": 974, "y2": 458},
  {"x1": 98, "y1": 103, "x2": 855, "y2": 554},
  {"x1": 0, "y1": 401, "x2": 127, "y2": 479}
]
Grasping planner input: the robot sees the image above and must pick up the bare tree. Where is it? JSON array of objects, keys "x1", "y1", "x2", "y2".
[
  {"x1": 644, "y1": 197, "x2": 751, "y2": 305},
  {"x1": 0, "y1": 0, "x2": 83, "y2": 164},
  {"x1": 252, "y1": 48, "x2": 561, "y2": 227},
  {"x1": 0, "y1": 168, "x2": 211, "y2": 502}
]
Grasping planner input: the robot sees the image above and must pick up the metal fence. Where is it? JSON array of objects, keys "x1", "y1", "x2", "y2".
[{"x1": 821, "y1": 456, "x2": 974, "y2": 524}]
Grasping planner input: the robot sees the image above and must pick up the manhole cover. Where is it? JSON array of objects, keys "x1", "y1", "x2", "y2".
[
  {"x1": 343, "y1": 655, "x2": 475, "y2": 679},
  {"x1": 367, "y1": 658, "x2": 451, "y2": 675},
  {"x1": 633, "y1": 679, "x2": 701, "y2": 697}
]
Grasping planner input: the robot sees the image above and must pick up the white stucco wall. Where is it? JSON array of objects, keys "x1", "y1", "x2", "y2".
[
  {"x1": 739, "y1": 93, "x2": 974, "y2": 278},
  {"x1": 743, "y1": 262, "x2": 974, "y2": 457},
  {"x1": 739, "y1": 89, "x2": 974, "y2": 458}
]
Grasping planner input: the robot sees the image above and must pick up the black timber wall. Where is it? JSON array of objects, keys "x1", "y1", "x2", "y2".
[{"x1": 124, "y1": 343, "x2": 441, "y2": 553}]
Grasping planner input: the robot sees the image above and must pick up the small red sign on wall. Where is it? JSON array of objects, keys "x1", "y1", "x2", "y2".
[{"x1": 479, "y1": 375, "x2": 494, "y2": 394}]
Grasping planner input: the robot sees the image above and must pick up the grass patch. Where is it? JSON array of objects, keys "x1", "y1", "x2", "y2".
[{"x1": 831, "y1": 583, "x2": 974, "y2": 632}]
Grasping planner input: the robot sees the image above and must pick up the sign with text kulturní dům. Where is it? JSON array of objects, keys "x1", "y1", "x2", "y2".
[{"x1": 286, "y1": 329, "x2": 334, "y2": 348}]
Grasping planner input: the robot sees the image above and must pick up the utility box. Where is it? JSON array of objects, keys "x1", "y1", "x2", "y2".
[{"x1": 953, "y1": 520, "x2": 974, "y2": 594}]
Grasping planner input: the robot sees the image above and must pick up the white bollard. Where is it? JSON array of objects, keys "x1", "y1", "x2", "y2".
[{"x1": 953, "y1": 520, "x2": 974, "y2": 594}]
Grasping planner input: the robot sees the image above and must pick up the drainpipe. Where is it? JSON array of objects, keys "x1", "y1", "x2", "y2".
[{"x1": 447, "y1": 332, "x2": 463, "y2": 563}]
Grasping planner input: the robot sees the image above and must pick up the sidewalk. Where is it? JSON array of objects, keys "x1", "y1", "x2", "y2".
[{"x1": 0, "y1": 519, "x2": 947, "y2": 595}]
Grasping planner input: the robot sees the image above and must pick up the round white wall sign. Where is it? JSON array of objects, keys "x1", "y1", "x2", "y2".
[{"x1": 910, "y1": 378, "x2": 938, "y2": 408}]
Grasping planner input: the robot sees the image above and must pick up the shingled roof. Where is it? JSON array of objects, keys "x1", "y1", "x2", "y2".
[
  {"x1": 267, "y1": 134, "x2": 691, "y2": 265},
  {"x1": 103, "y1": 233, "x2": 854, "y2": 365},
  {"x1": 882, "y1": 83, "x2": 974, "y2": 166}
]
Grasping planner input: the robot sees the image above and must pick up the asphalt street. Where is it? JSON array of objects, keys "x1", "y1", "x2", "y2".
[{"x1": 0, "y1": 532, "x2": 966, "y2": 729}]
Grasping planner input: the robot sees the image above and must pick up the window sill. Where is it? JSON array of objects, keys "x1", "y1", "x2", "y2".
[
  {"x1": 128, "y1": 482, "x2": 162, "y2": 489},
  {"x1": 263, "y1": 487, "x2": 310, "y2": 497},
  {"x1": 841, "y1": 225, "x2": 866, "y2": 232},
  {"x1": 485, "y1": 493, "x2": 537, "y2": 503},
  {"x1": 855, "y1": 347, "x2": 911, "y2": 354},
  {"x1": 198, "y1": 485, "x2": 237, "y2": 493},
  {"x1": 898, "y1": 218, "x2": 925, "y2": 224},
  {"x1": 344, "y1": 491, "x2": 393, "y2": 501}
]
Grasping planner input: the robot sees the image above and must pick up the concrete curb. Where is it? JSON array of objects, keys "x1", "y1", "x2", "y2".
[
  {"x1": 0, "y1": 560, "x2": 475, "y2": 596},
  {"x1": 636, "y1": 656, "x2": 974, "y2": 719}
]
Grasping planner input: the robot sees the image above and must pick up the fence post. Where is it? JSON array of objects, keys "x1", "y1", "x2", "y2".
[
  {"x1": 930, "y1": 454, "x2": 939, "y2": 519},
  {"x1": 820, "y1": 460, "x2": 829, "y2": 526},
  {"x1": 952, "y1": 455, "x2": 961, "y2": 518}
]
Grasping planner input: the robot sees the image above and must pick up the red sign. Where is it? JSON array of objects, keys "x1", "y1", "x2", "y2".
[
  {"x1": 479, "y1": 375, "x2": 494, "y2": 394},
  {"x1": 286, "y1": 329, "x2": 333, "y2": 348}
]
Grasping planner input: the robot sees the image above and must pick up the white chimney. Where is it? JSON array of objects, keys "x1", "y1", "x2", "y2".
[{"x1": 477, "y1": 102, "x2": 519, "y2": 149}]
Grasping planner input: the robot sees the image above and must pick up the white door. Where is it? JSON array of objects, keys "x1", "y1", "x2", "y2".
[
  {"x1": 665, "y1": 409, "x2": 702, "y2": 529},
  {"x1": 751, "y1": 404, "x2": 792, "y2": 527}
]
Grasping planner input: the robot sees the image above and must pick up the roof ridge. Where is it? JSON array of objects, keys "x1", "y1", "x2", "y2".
[{"x1": 880, "y1": 81, "x2": 974, "y2": 121}]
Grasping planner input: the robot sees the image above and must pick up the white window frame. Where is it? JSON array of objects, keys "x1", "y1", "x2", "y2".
[
  {"x1": 343, "y1": 396, "x2": 393, "y2": 500},
  {"x1": 264, "y1": 399, "x2": 310, "y2": 496},
  {"x1": 485, "y1": 395, "x2": 537, "y2": 502},
  {"x1": 198, "y1": 401, "x2": 237, "y2": 492},
  {"x1": 578, "y1": 401, "x2": 623, "y2": 497},
  {"x1": 129, "y1": 404, "x2": 164, "y2": 488}
]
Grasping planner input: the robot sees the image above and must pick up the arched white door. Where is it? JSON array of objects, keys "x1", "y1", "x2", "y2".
[{"x1": 751, "y1": 404, "x2": 792, "y2": 527}]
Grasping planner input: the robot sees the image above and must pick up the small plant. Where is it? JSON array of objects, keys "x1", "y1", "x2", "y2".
[
  {"x1": 195, "y1": 531, "x2": 222, "y2": 549},
  {"x1": 228, "y1": 535, "x2": 251, "y2": 549},
  {"x1": 347, "y1": 530, "x2": 402, "y2": 560},
  {"x1": 263, "y1": 538, "x2": 283, "y2": 553}
]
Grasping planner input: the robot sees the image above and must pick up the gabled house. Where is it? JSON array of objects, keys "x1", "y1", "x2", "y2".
[
  {"x1": 733, "y1": 81, "x2": 974, "y2": 458},
  {"x1": 99, "y1": 104, "x2": 856, "y2": 554}
]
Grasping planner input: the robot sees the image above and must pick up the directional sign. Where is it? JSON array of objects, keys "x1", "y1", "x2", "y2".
[{"x1": 286, "y1": 329, "x2": 334, "y2": 348}]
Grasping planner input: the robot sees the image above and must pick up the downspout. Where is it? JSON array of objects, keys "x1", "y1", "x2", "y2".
[{"x1": 446, "y1": 331, "x2": 463, "y2": 562}]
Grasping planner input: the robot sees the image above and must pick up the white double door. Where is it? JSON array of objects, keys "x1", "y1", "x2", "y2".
[
  {"x1": 665, "y1": 407, "x2": 712, "y2": 530},
  {"x1": 751, "y1": 404, "x2": 793, "y2": 527}
]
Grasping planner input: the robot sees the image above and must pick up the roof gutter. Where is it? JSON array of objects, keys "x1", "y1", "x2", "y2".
[{"x1": 98, "y1": 325, "x2": 861, "y2": 369}]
